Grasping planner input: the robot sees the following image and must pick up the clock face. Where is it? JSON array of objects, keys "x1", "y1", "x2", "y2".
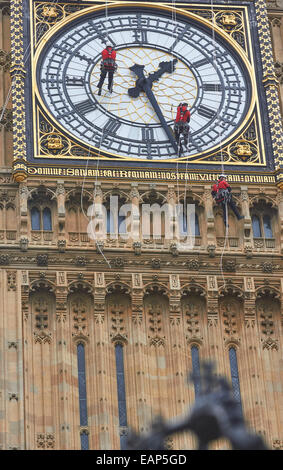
[{"x1": 36, "y1": 7, "x2": 252, "y2": 161}]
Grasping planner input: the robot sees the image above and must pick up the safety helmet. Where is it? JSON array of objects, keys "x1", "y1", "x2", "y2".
[{"x1": 218, "y1": 174, "x2": 226, "y2": 180}]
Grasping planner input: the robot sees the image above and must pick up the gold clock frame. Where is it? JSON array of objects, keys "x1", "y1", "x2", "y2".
[{"x1": 30, "y1": 1, "x2": 266, "y2": 167}]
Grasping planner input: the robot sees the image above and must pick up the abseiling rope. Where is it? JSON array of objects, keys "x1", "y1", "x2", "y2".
[
  {"x1": 80, "y1": 0, "x2": 112, "y2": 268},
  {"x1": 210, "y1": 0, "x2": 228, "y2": 287}
]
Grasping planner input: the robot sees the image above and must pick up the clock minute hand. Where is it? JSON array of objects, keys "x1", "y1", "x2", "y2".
[
  {"x1": 128, "y1": 64, "x2": 178, "y2": 154},
  {"x1": 128, "y1": 59, "x2": 178, "y2": 97},
  {"x1": 147, "y1": 59, "x2": 178, "y2": 86}
]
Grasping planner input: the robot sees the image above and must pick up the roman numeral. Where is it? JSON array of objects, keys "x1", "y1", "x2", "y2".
[
  {"x1": 142, "y1": 127, "x2": 154, "y2": 141},
  {"x1": 103, "y1": 118, "x2": 121, "y2": 135},
  {"x1": 192, "y1": 58, "x2": 210, "y2": 68},
  {"x1": 66, "y1": 76, "x2": 85, "y2": 86},
  {"x1": 133, "y1": 29, "x2": 148, "y2": 43},
  {"x1": 75, "y1": 99, "x2": 96, "y2": 115},
  {"x1": 141, "y1": 127, "x2": 156, "y2": 159},
  {"x1": 203, "y1": 83, "x2": 222, "y2": 92},
  {"x1": 198, "y1": 105, "x2": 216, "y2": 120}
]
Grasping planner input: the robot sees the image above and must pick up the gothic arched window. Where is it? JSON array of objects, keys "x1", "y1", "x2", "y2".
[
  {"x1": 229, "y1": 347, "x2": 243, "y2": 416},
  {"x1": 31, "y1": 207, "x2": 41, "y2": 231},
  {"x1": 191, "y1": 345, "x2": 201, "y2": 398},
  {"x1": 263, "y1": 214, "x2": 273, "y2": 238},
  {"x1": 31, "y1": 206, "x2": 52, "y2": 231},
  {"x1": 115, "y1": 343, "x2": 128, "y2": 450},
  {"x1": 43, "y1": 207, "x2": 52, "y2": 231},
  {"x1": 252, "y1": 215, "x2": 262, "y2": 238},
  {"x1": 179, "y1": 209, "x2": 201, "y2": 237},
  {"x1": 251, "y1": 203, "x2": 276, "y2": 244},
  {"x1": 77, "y1": 343, "x2": 89, "y2": 450}
]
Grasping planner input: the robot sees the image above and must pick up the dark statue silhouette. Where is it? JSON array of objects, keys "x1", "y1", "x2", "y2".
[{"x1": 126, "y1": 361, "x2": 268, "y2": 450}]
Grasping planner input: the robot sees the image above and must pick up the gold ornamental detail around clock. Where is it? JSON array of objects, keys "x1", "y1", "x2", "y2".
[
  {"x1": 29, "y1": 1, "x2": 267, "y2": 167},
  {"x1": 190, "y1": 9, "x2": 246, "y2": 52},
  {"x1": 34, "y1": 2, "x2": 85, "y2": 45}
]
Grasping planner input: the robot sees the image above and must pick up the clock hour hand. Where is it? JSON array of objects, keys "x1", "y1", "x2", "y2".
[
  {"x1": 128, "y1": 59, "x2": 177, "y2": 98},
  {"x1": 147, "y1": 59, "x2": 178, "y2": 86},
  {"x1": 128, "y1": 63, "x2": 178, "y2": 153}
]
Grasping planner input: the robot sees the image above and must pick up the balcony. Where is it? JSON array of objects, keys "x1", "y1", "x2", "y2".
[
  {"x1": 216, "y1": 237, "x2": 240, "y2": 249},
  {"x1": 253, "y1": 237, "x2": 276, "y2": 250},
  {"x1": 31, "y1": 230, "x2": 54, "y2": 244},
  {"x1": 0, "y1": 230, "x2": 17, "y2": 243}
]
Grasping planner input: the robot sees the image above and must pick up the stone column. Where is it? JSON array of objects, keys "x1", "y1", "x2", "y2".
[
  {"x1": 56, "y1": 181, "x2": 66, "y2": 251},
  {"x1": 19, "y1": 184, "x2": 29, "y2": 248},
  {"x1": 240, "y1": 186, "x2": 253, "y2": 256},
  {"x1": 277, "y1": 189, "x2": 283, "y2": 253},
  {"x1": 203, "y1": 186, "x2": 216, "y2": 254},
  {"x1": 0, "y1": 270, "x2": 24, "y2": 449},
  {"x1": 241, "y1": 279, "x2": 269, "y2": 439},
  {"x1": 129, "y1": 274, "x2": 151, "y2": 435},
  {"x1": 129, "y1": 184, "x2": 140, "y2": 247},
  {"x1": 167, "y1": 185, "x2": 176, "y2": 245},
  {"x1": 55, "y1": 274, "x2": 70, "y2": 449},
  {"x1": 91, "y1": 275, "x2": 114, "y2": 449},
  {"x1": 168, "y1": 277, "x2": 190, "y2": 450}
]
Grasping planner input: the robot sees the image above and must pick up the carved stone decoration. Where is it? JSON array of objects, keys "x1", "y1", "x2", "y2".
[
  {"x1": 36, "y1": 433, "x2": 55, "y2": 449},
  {"x1": 169, "y1": 274, "x2": 180, "y2": 290},
  {"x1": 8, "y1": 393, "x2": 18, "y2": 401},
  {"x1": 221, "y1": 302, "x2": 238, "y2": 337},
  {"x1": 33, "y1": 298, "x2": 52, "y2": 344},
  {"x1": 244, "y1": 277, "x2": 255, "y2": 292},
  {"x1": 207, "y1": 244, "x2": 216, "y2": 257},
  {"x1": 56, "y1": 272, "x2": 67, "y2": 286},
  {"x1": 36, "y1": 254, "x2": 48, "y2": 267},
  {"x1": 257, "y1": 299, "x2": 279, "y2": 351},
  {"x1": 110, "y1": 303, "x2": 128, "y2": 344},
  {"x1": 0, "y1": 107, "x2": 13, "y2": 132},
  {"x1": 133, "y1": 241, "x2": 141, "y2": 255},
  {"x1": 274, "y1": 61, "x2": 283, "y2": 84},
  {"x1": 223, "y1": 259, "x2": 236, "y2": 272},
  {"x1": 272, "y1": 439, "x2": 283, "y2": 450},
  {"x1": 0, "y1": 49, "x2": 11, "y2": 71},
  {"x1": 207, "y1": 276, "x2": 218, "y2": 291},
  {"x1": 0, "y1": 254, "x2": 10, "y2": 265},
  {"x1": 95, "y1": 272, "x2": 105, "y2": 288},
  {"x1": 184, "y1": 303, "x2": 202, "y2": 344},
  {"x1": 72, "y1": 299, "x2": 89, "y2": 339},
  {"x1": 19, "y1": 237, "x2": 29, "y2": 252},
  {"x1": 261, "y1": 262, "x2": 273, "y2": 273},
  {"x1": 74, "y1": 256, "x2": 87, "y2": 267},
  {"x1": 151, "y1": 258, "x2": 161, "y2": 269},
  {"x1": 57, "y1": 239, "x2": 66, "y2": 253},
  {"x1": 21, "y1": 270, "x2": 29, "y2": 286},
  {"x1": 147, "y1": 303, "x2": 165, "y2": 347},
  {"x1": 112, "y1": 257, "x2": 125, "y2": 268},
  {"x1": 169, "y1": 242, "x2": 178, "y2": 256},
  {"x1": 7, "y1": 271, "x2": 17, "y2": 291},
  {"x1": 132, "y1": 273, "x2": 142, "y2": 289},
  {"x1": 186, "y1": 258, "x2": 200, "y2": 270}
]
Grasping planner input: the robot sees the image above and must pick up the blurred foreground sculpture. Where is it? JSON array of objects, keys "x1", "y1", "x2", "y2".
[{"x1": 126, "y1": 362, "x2": 268, "y2": 450}]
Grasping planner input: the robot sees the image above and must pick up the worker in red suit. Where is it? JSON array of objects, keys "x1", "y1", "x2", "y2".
[
  {"x1": 174, "y1": 103, "x2": 190, "y2": 149},
  {"x1": 211, "y1": 175, "x2": 244, "y2": 227},
  {"x1": 97, "y1": 45, "x2": 117, "y2": 95}
]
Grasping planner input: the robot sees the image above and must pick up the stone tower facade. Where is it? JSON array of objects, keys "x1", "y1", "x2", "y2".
[{"x1": 0, "y1": 0, "x2": 282, "y2": 450}]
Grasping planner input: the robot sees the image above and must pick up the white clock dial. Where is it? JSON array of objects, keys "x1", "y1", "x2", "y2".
[{"x1": 36, "y1": 9, "x2": 251, "y2": 160}]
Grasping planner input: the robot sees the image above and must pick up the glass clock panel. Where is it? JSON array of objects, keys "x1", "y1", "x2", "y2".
[{"x1": 36, "y1": 10, "x2": 251, "y2": 160}]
